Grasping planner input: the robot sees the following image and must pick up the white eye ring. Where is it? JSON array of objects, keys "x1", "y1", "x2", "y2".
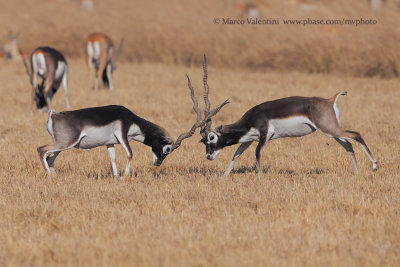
[
  {"x1": 163, "y1": 145, "x2": 172, "y2": 154},
  {"x1": 207, "y1": 133, "x2": 218, "y2": 144}
]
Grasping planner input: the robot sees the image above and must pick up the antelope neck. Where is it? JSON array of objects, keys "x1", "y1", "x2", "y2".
[{"x1": 219, "y1": 123, "x2": 250, "y2": 147}]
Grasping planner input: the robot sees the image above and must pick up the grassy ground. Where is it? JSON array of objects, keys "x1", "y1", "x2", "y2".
[{"x1": 0, "y1": 59, "x2": 399, "y2": 266}]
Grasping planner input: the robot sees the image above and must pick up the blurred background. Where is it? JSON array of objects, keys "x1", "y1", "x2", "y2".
[{"x1": 1, "y1": 0, "x2": 399, "y2": 78}]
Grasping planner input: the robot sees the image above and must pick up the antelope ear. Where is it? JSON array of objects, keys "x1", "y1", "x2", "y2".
[{"x1": 215, "y1": 125, "x2": 222, "y2": 133}]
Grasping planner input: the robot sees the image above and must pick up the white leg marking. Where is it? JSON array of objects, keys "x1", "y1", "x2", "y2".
[
  {"x1": 113, "y1": 131, "x2": 132, "y2": 177},
  {"x1": 42, "y1": 139, "x2": 82, "y2": 176},
  {"x1": 123, "y1": 158, "x2": 131, "y2": 177},
  {"x1": 225, "y1": 142, "x2": 252, "y2": 175},
  {"x1": 360, "y1": 144, "x2": 378, "y2": 170},
  {"x1": 349, "y1": 153, "x2": 359, "y2": 174},
  {"x1": 341, "y1": 136, "x2": 377, "y2": 170},
  {"x1": 107, "y1": 145, "x2": 118, "y2": 177}
]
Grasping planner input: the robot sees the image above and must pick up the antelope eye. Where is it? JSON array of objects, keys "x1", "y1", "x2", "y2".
[
  {"x1": 163, "y1": 145, "x2": 172, "y2": 154},
  {"x1": 210, "y1": 135, "x2": 215, "y2": 141}
]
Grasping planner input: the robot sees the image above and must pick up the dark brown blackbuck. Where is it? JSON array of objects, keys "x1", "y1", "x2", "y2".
[
  {"x1": 193, "y1": 57, "x2": 377, "y2": 175},
  {"x1": 23, "y1": 47, "x2": 70, "y2": 113},
  {"x1": 37, "y1": 75, "x2": 228, "y2": 179}
]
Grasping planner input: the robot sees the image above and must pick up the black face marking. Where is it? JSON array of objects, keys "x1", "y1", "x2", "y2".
[
  {"x1": 152, "y1": 138, "x2": 173, "y2": 167},
  {"x1": 203, "y1": 132, "x2": 224, "y2": 157}
]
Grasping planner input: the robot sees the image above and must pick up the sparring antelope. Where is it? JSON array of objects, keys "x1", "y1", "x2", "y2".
[
  {"x1": 195, "y1": 57, "x2": 377, "y2": 175},
  {"x1": 86, "y1": 33, "x2": 124, "y2": 91},
  {"x1": 23, "y1": 47, "x2": 70, "y2": 113},
  {"x1": 37, "y1": 84, "x2": 228, "y2": 179}
]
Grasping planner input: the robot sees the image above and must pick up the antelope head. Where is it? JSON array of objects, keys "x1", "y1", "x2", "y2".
[{"x1": 168, "y1": 55, "x2": 229, "y2": 160}]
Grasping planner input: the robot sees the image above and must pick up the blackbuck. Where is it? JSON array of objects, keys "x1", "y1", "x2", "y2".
[
  {"x1": 236, "y1": 0, "x2": 265, "y2": 18},
  {"x1": 0, "y1": 31, "x2": 24, "y2": 60},
  {"x1": 195, "y1": 59, "x2": 377, "y2": 175},
  {"x1": 86, "y1": 33, "x2": 124, "y2": 91},
  {"x1": 22, "y1": 47, "x2": 70, "y2": 113},
  {"x1": 37, "y1": 84, "x2": 228, "y2": 179}
]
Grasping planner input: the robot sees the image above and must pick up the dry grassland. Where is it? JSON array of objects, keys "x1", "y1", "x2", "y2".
[
  {"x1": 2, "y1": 0, "x2": 400, "y2": 77},
  {"x1": 0, "y1": 59, "x2": 399, "y2": 266}
]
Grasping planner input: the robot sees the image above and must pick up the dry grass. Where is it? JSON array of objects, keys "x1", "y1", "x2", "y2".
[
  {"x1": 2, "y1": 0, "x2": 400, "y2": 77},
  {"x1": 0, "y1": 58, "x2": 399, "y2": 266}
]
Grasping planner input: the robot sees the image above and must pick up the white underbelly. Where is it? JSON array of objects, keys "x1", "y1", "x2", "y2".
[
  {"x1": 268, "y1": 116, "x2": 316, "y2": 140},
  {"x1": 76, "y1": 122, "x2": 121, "y2": 149}
]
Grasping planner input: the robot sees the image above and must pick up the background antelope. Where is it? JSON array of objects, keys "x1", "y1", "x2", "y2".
[
  {"x1": 194, "y1": 57, "x2": 377, "y2": 175},
  {"x1": 86, "y1": 32, "x2": 124, "y2": 91},
  {"x1": 37, "y1": 81, "x2": 227, "y2": 179},
  {"x1": 23, "y1": 46, "x2": 70, "y2": 113},
  {"x1": 1, "y1": 31, "x2": 22, "y2": 60}
]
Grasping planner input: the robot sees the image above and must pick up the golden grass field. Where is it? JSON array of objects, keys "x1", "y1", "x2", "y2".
[
  {"x1": 0, "y1": 58, "x2": 399, "y2": 266},
  {"x1": 2, "y1": 0, "x2": 400, "y2": 77}
]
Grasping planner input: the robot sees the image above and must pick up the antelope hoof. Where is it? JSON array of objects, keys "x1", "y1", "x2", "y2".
[
  {"x1": 372, "y1": 161, "x2": 378, "y2": 171},
  {"x1": 116, "y1": 176, "x2": 125, "y2": 181},
  {"x1": 50, "y1": 168, "x2": 56, "y2": 175},
  {"x1": 254, "y1": 165, "x2": 260, "y2": 174}
]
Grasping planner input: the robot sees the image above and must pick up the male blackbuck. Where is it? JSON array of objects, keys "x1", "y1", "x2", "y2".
[
  {"x1": 37, "y1": 84, "x2": 228, "y2": 179},
  {"x1": 194, "y1": 57, "x2": 377, "y2": 175},
  {"x1": 85, "y1": 33, "x2": 124, "y2": 91},
  {"x1": 23, "y1": 47, "x2": 70, "y2": 113}
]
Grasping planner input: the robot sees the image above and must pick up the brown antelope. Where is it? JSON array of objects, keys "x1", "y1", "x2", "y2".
[
  {"x1": 193, "y1": 57, "x2": 377, "y2": 175},
  {"x1": 23, "y1": 47, "x2": 70, "y2": 113},
  {"x1": 236, "y1": 0, "x2": 266, "y2": 18},
  {"x1": 0, "y1": 31, "x2": 24, "y2": 60},
  {"x1": 85, "y1": 33, "x2": 124, "y2": 91},
  {"x1": 37, "y1": 81, "x2": 228, "y2": 179}
]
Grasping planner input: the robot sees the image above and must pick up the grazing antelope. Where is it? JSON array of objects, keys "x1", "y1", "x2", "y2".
[
  {"x1": 236, "y1": 0, "x2": 264, "y2": 18},
  {"x1": 23, "y1": 47, "x2": 70, "y2": 113},
  {"x1": 86, "y1": 33, "x2": 124, "y2": 91},
  {"x1": 37, "y1": 83, "x2": 228, "y2": 179},
  {"x1": 0, "y1": 31, "x2": 24, "y2": 60},
  {"x1": 195, "y1": 57, "x2": 377, "y2": 175}
]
